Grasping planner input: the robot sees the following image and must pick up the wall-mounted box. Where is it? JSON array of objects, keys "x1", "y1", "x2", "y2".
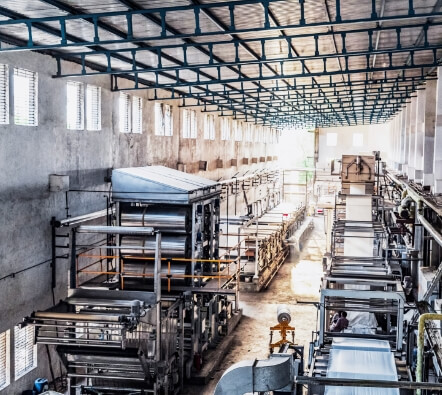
[
  {"x1": 216, "y1": 159, "x2": 224, "y2": 168},
  {"x1": 230, "y1": 159, "x2": 238, "y2": 167},
  {"x1": 49, "y1": 174, "x2": 69, "y2": 192},
  {"x1": 259, "y1": 157, "x2": 266, "y2": 162},
  {"x1": 199, "y1": 161, "x2": 208, "y2": 171},
  {"x1": 242, "y1": 158, "x2": 249, "y2": 165},
  {"x1": 251, "y1": 157, "x2": 258, "y2": 164}
]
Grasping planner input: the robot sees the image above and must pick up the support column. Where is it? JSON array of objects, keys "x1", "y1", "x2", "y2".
[
  {"x1": 408, "y1": 96, "x2": 417, "y2": 180},
  {"x1": 399, "y1": 105, "x2": 407, "y2": 172},
  {"x1": 423, "y1": 78, "x2": 437, "y2": 186},
  {"x1": 398, "y1": 106, "x2": 407, "y2": 171},
  {"x1": 433, "y1": 66, "x2": 442, "y2": 193},
  {"x1": 414, "y1": 88, "x2": 425, "y2": 182},
  {"x1": 403, "y1": 101, "x2": 412, "y2": 175},
  {"x1": 394, "y1": 114, "x2": 401, "y2": 169},
  {"x1": 390, "y1": 116, "x2": 397, "y2": 168}
]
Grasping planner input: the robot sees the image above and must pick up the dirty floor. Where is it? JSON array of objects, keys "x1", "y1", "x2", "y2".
[{"x1": 182, "y1": 216, "x2": 325, "y2": 394}]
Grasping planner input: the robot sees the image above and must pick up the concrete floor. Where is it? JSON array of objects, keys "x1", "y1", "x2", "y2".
[{"x1": 183, "y1": 216, "x2": 325, "y2": 394}]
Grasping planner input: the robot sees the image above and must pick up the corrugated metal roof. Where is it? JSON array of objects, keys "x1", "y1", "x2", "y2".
[{"x1": 0, "y1": 0, "x2": 441, "y2": 128}]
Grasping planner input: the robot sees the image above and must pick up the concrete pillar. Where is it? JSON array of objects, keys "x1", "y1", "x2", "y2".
[
  {"x1": 408, "y1": 96, "x2": 417, "y2": 180},
  {"x1": 423, "y1": 78, "x2": 437, "y2": 186},
  {"x1": 389, "y1": 117, "x2": 396, "y2": 168},
  {"x1": 399, "y1": 104, "x2": 409, "y2": 173},
  {"x1": 392, "y1": 115, "x2": 398, "y2": 168},
  {"x1": 414, "y1": 89, "x2": 425, "y2": 182},
  {"x1": 433, "y1": 66, "x2": 442, "y2": 193},
  {"x1": 403, "y1": 101, "x2": 412, "y2": 175},
  {"x1": 396, "y1": 113, "x2": 402, "y2": 169}
]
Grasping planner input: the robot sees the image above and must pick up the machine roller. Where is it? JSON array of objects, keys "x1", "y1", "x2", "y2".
[
  {"x1": 122, "y1": 262, "x2": 189, "y2": 285},
  {"x1": 120, "y1": 235, "x2": 190, "y2": 259},
  {"x1": 121, "y1": 206, "x2": 190, "y2": 233}
]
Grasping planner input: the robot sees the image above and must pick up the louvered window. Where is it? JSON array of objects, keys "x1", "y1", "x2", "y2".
[
  {"x1": 14, "y1": 68, "x2": 38, "y2": 126},
  {"x1": 245, "y1": 123, "x2": 253, "y2": 142},
  {"x1": 67, "y1": 81, "x2": 84, "y2": 130},
  {"x1": 0, "y1": 330, "x2": 10, "y2": 391},
  {"x1": 164, "y1": 104, "x2": 172, "y2": 136},
  {"x1": 86, "y1": 85, "x2": 101, "y2": 131},
  {"x1": 155, "y1": 103, "x2": 172, "y2": 136},
  {"x1": 182, "y1": 109, "x2": 197, "y2": 138},
  {"x1": 132, "y1": 96, "x2": 143, "y2": 134},
  {"x1": 0, "y1": 64, "x2": 9, "y2": 125},
  {"x1": 221, "y1": 117, "x2": 230, "y2": 140},
  {"x1": 258, "y1": 126, "x2": 264, "y2": 143},
  {"x1": 154, "y1": 102, "x2": 164, "y2": 136},
  {"x1": 234, "y1": 121, "x2": 243, "y2": 141},
  {"x1": 203, "y1": 114, "x2": 215, "y2": 140},
  {"x1": 14, "y1": 326, "x2": 36, "y2": 380},
  {"x1": 119, "y1": 92, "x2": 131, "y2": 133},
  {"x1": 275, "y1": 129, "x2": 280, "y2": 143}
]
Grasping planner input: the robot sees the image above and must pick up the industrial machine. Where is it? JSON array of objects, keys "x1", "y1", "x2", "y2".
[
  {"x1": 219, "y1": 203, "x2": 308, "y2": 292},
  {"x1": 21, "y1": 166, "x2": 242, "y2": 394},
  {"x1": 215, "y1": 305, "x2": 304, "y2": 395},
  {"x1": 214, "y1": 154, "x2": 442, "y2": 394}
]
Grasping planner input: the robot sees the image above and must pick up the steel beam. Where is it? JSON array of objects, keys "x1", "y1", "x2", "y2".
[
  {"x1": 112, "y1": 62, "x2": 439, "y2": 91},
  {"x1": 51, "y1": 28, "x2": 442, "y2": 79},
  {"x1": 0, "y1": 0, "x2": 441, "y2": 52}
]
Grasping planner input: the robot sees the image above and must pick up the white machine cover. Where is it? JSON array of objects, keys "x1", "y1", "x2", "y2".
[{"x1": 325, "y1": 338, "x2": 399, "y2": 395}]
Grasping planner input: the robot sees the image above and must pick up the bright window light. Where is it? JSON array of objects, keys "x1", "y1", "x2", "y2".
[
  {"x1": 353, "y1": 132, "x2": 363, "y2": 147},
  {"x1": 326, "y1": 132, "x2": 337, "y2": 147}
]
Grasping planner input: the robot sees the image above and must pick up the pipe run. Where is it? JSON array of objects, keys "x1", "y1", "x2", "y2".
[
  {"x1": 416, "y1": 313, "x2": 442, "y2": 395},
  {"x1": 386, "y1": 171, "x2": 442, "y2": 217},
  {"x1": 417, "y1": 213, "x2": 442, "y2": 248},
  {"x1": 76, "y1": 225, "x2": 154, "y2": 235}
]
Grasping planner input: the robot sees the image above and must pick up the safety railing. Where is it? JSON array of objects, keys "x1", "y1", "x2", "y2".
[{"x1": 76, "y1": 251, "x2": 240, "y2": 293}]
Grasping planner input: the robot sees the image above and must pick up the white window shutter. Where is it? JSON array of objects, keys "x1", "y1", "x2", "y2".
[
  {"x1": 155, "y1": 102, "x2": 164, "y2": 136},
  {"x1": 86, "y1": 85, "x2": 101, "y2": 131},
  {"x1": 132, "y1": 96, "x2": 143, "y2": 134},
  {"x1": 190, "y1": 110, "x2": 197, "y2": 138},
  {"x1": 182, "y1": 109, "x2": 189, "y2": 138},
  {"x1": 164, "y1": 104, "x2": 172, "y2": 136},
  {"x1": 119, "y1": 93, "x2": 131, "y2": 133},
  {"x1": 0, "y1": 64, "x2": 9, "y2": 125},
  {"x1": 67, "y1": 81, "x2": 84, "y2": 130},
  {"x1": 14, "y1": 326, "x2": 36, "y2": 380},
  {"x1": 14, "y1": 68, "x2": 38, "y2": 126},
  {"x1": 0, "y1": 330, "x2": 10, "y2": 390}
]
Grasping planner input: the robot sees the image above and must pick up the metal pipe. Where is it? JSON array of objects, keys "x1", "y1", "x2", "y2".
[
  {"x1": 77, "y1": 225, "x2": 154, "y2": 235},
  {"x1": 58, "y1": 208, "x2": 113, "y2": 227},
  {"x1": 417, "y1": 213, "x2": 442, "y2": 248},
  {"x1": 33, "y1": 311, "x2": 121, "y2": 322},
  {"x1": 121, "y1": 207, "x2": 190, "y2": 233},
  {"x1": 387, "y1": 172, "x2": 442, "y2": 217},
  {"x1": 417, "y1": 313, "x2": 442, "y2": 395},
  {"x1": 120, "y1": 235, "x2": 189, "y2": 258}
]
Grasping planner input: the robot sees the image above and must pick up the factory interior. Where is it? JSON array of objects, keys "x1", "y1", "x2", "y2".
[{"x1": 1, "y1": 1, "x2": 442, "y2": 394}]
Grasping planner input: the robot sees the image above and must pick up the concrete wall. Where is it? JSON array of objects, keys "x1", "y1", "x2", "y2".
[
  {"x1": 316, "y1": 124, "x2": 390, "y2": 169},
  {"x1": 0, "y1": 51, "x2": 278, "y2": 393}
]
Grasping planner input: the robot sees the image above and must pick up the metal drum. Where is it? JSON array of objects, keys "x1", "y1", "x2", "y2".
[
  {"x1": 121, "y1": 207, "x2": 190, "y2": 233},
  {"x1": 120, "y1": 235, "x2": 190, "y2": 259},
  {"x1": 277, "y1": 305, "x2": 292, "y2": 324},
  {"x1": 122, "y1": 262, "x2": 189, "y2": 285}
]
